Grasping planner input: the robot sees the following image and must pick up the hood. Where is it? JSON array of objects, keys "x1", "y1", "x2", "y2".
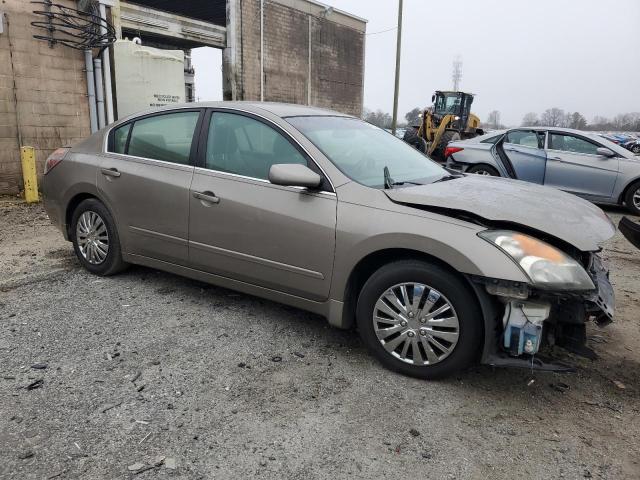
[{"x1": 384, "y1": 175, "x2": 615, "y2": 251}]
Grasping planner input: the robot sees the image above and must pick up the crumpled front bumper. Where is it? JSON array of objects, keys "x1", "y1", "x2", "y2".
[{"x1": 477, "y1": 253, "x2": 615, "y2": 370}]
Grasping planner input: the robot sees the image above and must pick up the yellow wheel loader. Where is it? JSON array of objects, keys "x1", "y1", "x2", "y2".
[{"x1": 403, "y1": 91, "x2": 483, "y2": 162}]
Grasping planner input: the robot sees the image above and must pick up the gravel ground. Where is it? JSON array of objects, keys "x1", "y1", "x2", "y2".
[{"x1": 1, "y1": 198, "x2": 639, "y2": 480}]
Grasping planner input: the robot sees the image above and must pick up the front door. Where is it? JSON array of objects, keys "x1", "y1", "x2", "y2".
[
  {"x1": 544, "y1": 132, "x2": 619, "y2": 199},
  {"x1": 500, "y1": 129, "x2": 547, "y2": 183},
  {"x1": 98, "y1": 109, "x2": 202, "y2": 265},
  {"x1": 188, "y1": 110, "x2": 337, "y2": 301}
]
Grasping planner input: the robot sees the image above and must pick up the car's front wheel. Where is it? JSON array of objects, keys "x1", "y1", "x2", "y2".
[
  {"x1": 624, "y1": 181, "x2": 640, "y2": 216},
  {"x1": 356, "y1": 260, "x2": 482, "y2": 379},
  {"x1": 70, "y1": 198, "x2": 127, "y2": 275}
]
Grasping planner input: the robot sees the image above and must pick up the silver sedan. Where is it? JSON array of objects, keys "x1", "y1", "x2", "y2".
[{"x1": 445, "y1": 127, "x2": 640, "y2": 215}]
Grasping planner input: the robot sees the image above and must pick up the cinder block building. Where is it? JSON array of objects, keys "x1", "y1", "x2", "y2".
[{"x1": 0, "y1": 0, "x2": 366, "y2": 195}]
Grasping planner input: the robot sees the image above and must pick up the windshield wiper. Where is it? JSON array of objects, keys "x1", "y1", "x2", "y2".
[
  {"x1": 390, "y1": 180, "x2": 423, "y2": 186},
  {"x1": 433, "y1": 174, "x2": 461, "y2": 183},
  {"x1": 383, "y1": 166, "x2": 393, "y2": 189},
  {"x1": 384, "y1": 166, "x2": 423, "y2": 188}
]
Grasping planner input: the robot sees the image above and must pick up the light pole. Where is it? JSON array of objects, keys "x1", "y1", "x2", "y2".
[{"x1": 391, "y1": 0, "x2": 403, "y2": 136}]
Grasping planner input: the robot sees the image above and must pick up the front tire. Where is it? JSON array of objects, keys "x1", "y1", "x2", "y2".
[
  {"x1": 356, "y1": 260, "x2": 482, "y2": 379},
  {"x1": 624, "y1": 181, "x2": 640, "y2": 216},
  {"x1": 467, "y1": 164, "x2": 500, "y2": 176},
  {"x1": 70, "y1": 198, "x2": 127, "y2": 276}
]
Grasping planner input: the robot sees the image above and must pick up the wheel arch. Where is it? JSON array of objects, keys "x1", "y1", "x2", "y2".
[
  {"x1": 618, "y1": 176, "x2": 640, "y2": 205},
  {"x1": 339, "y1": 248, "x2": 492, "y2": 337},
  {"x1": 64, "y1": 189, "x2": 117, "y2": 241}
]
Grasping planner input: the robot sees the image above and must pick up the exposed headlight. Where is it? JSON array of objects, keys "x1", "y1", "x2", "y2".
[{"x1": 479, "y1": 230, "x2": 594, "y2": 290}]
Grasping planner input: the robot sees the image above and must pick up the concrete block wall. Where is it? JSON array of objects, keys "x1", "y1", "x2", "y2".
[
  {"x1": 0, "y1": 0, "x2": 90, "y2": 195},
  {"x1": 226, "y1": 0, "x2": 365, "y2": 117}
]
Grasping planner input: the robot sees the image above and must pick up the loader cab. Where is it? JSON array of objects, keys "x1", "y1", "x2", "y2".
[{"x1": 432, "y1": 91, "x2": 474, "y2": 130}]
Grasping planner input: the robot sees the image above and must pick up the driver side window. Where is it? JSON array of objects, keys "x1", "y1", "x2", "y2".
[
  {"x1": 549, "y1": 133, "x2": 600, "y2": 155},
  {"x1": 205, "y1": 112, "x2": 307, "y2": 181}
]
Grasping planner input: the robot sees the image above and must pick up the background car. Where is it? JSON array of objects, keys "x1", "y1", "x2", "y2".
[{"x1": 445, "y1": 127, "x2": 640, "y2": 214}]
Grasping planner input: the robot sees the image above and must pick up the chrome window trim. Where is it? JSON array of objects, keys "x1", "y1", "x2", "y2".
[
  {"x1": 193, "y1": 166, "x2": 337, "y2": 197},
  {"x1": 100, "y1": 151, "x2": 195, "y2": 172},
  {"x1": 103, "y1": 105, "x2": 337, "y2": 194}
]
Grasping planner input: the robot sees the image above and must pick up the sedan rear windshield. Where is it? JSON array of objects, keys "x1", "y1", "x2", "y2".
[{"x1": 287, "y1": 116, "x2": 447, "y2": 188}]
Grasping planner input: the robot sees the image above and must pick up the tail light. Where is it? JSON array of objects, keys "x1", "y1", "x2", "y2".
[
  {"x1": 44, "y1": 147, "x2": 69, "y2": 174},
  {"x1": 444, "y1": 146, "x2": 463, "y2": 158}
]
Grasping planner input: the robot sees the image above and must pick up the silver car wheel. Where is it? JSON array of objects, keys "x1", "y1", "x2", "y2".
[
  {"x1": 634, "y1": 189, "x2": 640, "y2": 210},
  {"x1": 474, "y1": 169, "x2": 492, "y2": 176},
  {"x1": 76, "y1": 211, "x2": 109, "y2": 265},
  {"x1": 372, "y1": 282, "x2": 460, "y2": 366}
]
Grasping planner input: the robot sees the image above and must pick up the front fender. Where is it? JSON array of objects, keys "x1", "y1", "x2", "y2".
[{"x1": 329, "y1": 201, "x2": 529, "y2": 302}]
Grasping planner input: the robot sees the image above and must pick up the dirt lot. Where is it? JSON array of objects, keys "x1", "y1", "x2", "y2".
[{"x1": 1, "y1": 198, "x2": 639, "y2": 480}]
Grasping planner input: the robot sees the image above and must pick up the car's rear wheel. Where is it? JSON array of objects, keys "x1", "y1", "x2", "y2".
[
  {"x1": 624, "y1": 181, "x2": 640, "y2": 216},
  {"x1": 356, "y1": 260, "x2": 482, "y2": 379},
  {"x1": 71, "y1": 198, "x2": 127, "y2": 275},
  {"x1": 632, "y1": 144, "x2": 640, "y2": 155},
  {"x1": 467, "y1": 164, "x2": 500, "y2": 176}
]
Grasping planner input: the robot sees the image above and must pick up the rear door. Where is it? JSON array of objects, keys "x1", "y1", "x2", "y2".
[
  {"x1": 544, "y1": 132, "x2": 619, "y2": 198},
  {"x1": 188, "y1": 110, "x2": 337, "y2": 301},
  {"x1": 98, "y1": 109, "x2": 203, "y2": 265},
  {"x1": 500, "y1": 129, "x2": 547, "y2": 183}
]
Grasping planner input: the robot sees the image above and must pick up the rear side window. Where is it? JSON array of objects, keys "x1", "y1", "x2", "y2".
[
  {"x1": 112, "y1": 124, "x2": 130, "y2": 154},
  {"x1": 549, "y1": 133, "x2": 599, "y2": 155},
  {"x1": 505, "y1": 130, "x2": 544, "y2": 149},
  {"x1": 123, "y1": 111, "x2": 199, "y2": 164},
  {"x1": 205, "y1": 112, "x2": 307, "y2": 180}
]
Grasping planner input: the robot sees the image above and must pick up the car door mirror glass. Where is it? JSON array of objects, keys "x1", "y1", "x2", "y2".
[
  {"x1": 596, "y1": 147, "x2": 615, "y2": 157},
  {"x1": 269, "y1": 164, "x2": 322, "y2": 188}
]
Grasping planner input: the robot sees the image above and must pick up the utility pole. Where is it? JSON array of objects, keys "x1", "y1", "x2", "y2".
[{"x1": 391, "y1": 0, "x2": 403, "y2": 136}]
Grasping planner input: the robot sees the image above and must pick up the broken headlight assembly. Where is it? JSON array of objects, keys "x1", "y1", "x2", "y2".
[{"x1": 479, "y1": 230, "x2": 595, "y2": 291}]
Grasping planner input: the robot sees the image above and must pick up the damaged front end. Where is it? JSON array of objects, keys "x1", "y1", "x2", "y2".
[{"x1": 474, "y1": 233, "x2": 615, "y2": 371}]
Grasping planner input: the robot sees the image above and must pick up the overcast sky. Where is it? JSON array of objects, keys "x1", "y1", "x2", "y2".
[{"x1": 192, "y1": 0, "x2": 640, "y2": 126}]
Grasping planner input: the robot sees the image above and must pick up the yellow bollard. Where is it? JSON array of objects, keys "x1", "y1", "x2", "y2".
[{"x1": 20, "y1": 146, "x2": 39, "y2": 203}]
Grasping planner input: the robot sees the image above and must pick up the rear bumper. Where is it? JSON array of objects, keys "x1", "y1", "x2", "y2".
[{"x1": 42, "y1": 176, "x2": 68, "y2": 240}]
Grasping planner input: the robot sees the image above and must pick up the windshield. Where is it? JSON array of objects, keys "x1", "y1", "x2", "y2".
[{"x1": 286, "y1": 116, "x2": 447, "y2": 188}]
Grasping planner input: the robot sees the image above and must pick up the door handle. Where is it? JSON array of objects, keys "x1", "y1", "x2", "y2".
[
  {"x1": 193, "y1": 191, "x2": 220, "y2": 204},
  {"x1": 101, "y1": 168, "x2": 121, "y2": 178},
  {"x1": 548, "y1": 156, "x2": 563, "y2": 162}
]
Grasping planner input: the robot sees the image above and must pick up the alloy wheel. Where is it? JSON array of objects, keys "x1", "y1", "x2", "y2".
[
  {"x1": 76, "y1": 211, "x2": 109, "y2": 264},
  {"x1": 634, "y1": 188, "x2": 640, "y2": 210},
  {"x1": 372, "y1": 282, "x2": 460, "y2": 365}
]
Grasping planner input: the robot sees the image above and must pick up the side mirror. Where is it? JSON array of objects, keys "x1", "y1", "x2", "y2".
[
  {"x1": 596, "y1": 147, "x2": 615, "y2": 157},
  {"x1": 431, "y1": 94, "x2": 435, "y2": 103},
  {"x1": 268, "y1": 164, "x2": 322, "y2": 189}
]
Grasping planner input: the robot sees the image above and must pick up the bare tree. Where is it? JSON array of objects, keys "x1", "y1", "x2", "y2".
[
  {"x1": 404, "y1": 107, "x2": 423, "y2": 127},
  {"x1": 521, "y1": 112, "x2": 539, "y2": 126},
  {"x1": 486, "y1": 110, "x2": 502, "y2": 129},
  {"x1": 363, "y1": 108, "x2": 393, "y2": 129},
  {"x1": 540, "y1": 108, "x2": 565, "y2": 127},
  {"x1": 567, "y1": 112, "x2": 587, "y2": 130}
]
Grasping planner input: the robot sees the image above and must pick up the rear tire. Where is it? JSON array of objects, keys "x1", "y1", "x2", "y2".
[
  {"x1": 467, "y1": 164, "x2": 500, "y2": 176},
  {"x1": 70, "y1": 198, "x2": 128, "y2": 276},
  {"x1": 631, "y1": 144, "x2": 640, "y2": 155},
  {"x1": 356, "y1": 260, "x2": 482, "y2": 379},
  {"x1": 624, "y1": 181, "x2": 640, "y2": 216}
]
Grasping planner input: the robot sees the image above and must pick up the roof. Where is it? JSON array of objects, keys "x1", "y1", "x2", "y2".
[{"x1": 114, "y1": 101, "x2": 353, "y2": 125}]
